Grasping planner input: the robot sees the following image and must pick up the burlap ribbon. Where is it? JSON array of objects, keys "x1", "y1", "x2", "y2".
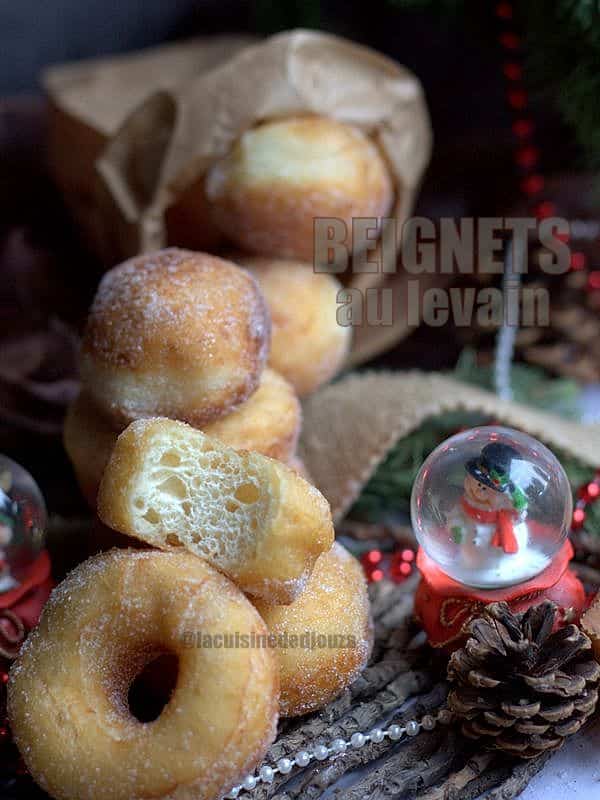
[{"x1": 298, "y1": 371, "x2": 600, "y2": 523}]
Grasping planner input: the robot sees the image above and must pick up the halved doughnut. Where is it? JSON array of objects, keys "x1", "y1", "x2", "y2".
[
  {"x1": 8, "y1": 549, "x2": 278, "y2": 800},
  {"x1": 237, "y1": 255, "x2": 351, "y2": 396},
  {"x1": 80, "y1": 248, "x2": 270, "y2": 427},
  {"x1": 254, "y1": 542, "x2": 373, "y2": 717},
  {"x1": 64, "y1": 370, "x2": 300, "y2": 507},
  {"x1": 205, "y1": 115, "x2": 393, "y2": 261},
  {"x1": 97, "y1": 418, "x2": 334, "y2": 603}
]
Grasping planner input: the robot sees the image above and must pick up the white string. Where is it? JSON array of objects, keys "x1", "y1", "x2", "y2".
[{"x1": 494, "y1": 235, "x2": 524, "y2": 400}]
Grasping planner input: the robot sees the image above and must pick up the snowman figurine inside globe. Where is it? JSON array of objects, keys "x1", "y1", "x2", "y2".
[{"x1": 411, "y1": 427, "x2": 585, "y2": 649}]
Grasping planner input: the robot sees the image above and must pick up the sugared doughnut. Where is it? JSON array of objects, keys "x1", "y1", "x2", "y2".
[
  {"x1": 205, "y1": 116, "x2": 393, "y2": 261},
  {"x1": 64, "y1": 369, "x2": 300, "y2": 507},
  {"x1": 203, "y1": 367, "x2": 300, "y2": 461},
  {"x1": 254, "y1": 542, "x2": 373, "y2": 717},
  {"x1": 8, "y1": 549, "x2": 278, "y2": 800},
  {"x1": 80, "y1": 248, "x2": 270, "y2": 427},
  {"x1": 237, "y1": 256, "x2": 351, "y2": 396},
  {"x1": 97, "y1": 418, "x2": 334, "y2": 603}
]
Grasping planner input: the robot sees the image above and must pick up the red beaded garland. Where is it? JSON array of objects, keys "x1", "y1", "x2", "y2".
[
  {"x1": 499, "y1": 32, "x2": 520, "y2": 50},
  {"x1": 497, "y1": 4, "x2": 596, "y2": 299},
  {"x1": 512, "y1": 118, "x2": 534, "y2": 138},
  {"x1": 516, "y1": 145, "x2": 539, "y2": 169},
  {"x1": 503, "y1": 62, "x2": 522, "y2": 81},
  {"x1": 495, "y1": 2, "x2": 513, "y2": 20}
]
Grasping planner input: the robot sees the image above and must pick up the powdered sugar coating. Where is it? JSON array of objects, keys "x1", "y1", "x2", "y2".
[
  {"x1": 8, "y1": 549, "x2": 278, "y2": 800},
  {"x1": 80, "y1": 248, "x2": 270, "y2": 426},
  {"x1": 253, "y1": 542, "x2": 373, "y2": 717}
]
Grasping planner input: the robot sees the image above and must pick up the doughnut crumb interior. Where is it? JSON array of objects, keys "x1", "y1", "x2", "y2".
[{"x1": 98, "y1": 418, "x2": 334, "y2": 603}]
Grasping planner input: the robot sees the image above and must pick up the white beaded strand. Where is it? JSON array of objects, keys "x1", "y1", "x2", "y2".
[{"x1": 223, "y1": 707, "x2": 454, "y2": 798}]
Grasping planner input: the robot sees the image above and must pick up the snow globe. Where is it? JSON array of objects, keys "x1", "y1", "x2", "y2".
[
  {"x1": 0, "y1": 456, "x2": 53, "y2": 644},
  {"x1": 411, "y1": 427, "x2": 584, "y2": 650}
]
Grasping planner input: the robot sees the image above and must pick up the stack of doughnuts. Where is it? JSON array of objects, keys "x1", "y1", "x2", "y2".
[
  {"x1": 10, "y1": 246, "x2": 373, "y2": 800},
  {"x1": 166, "y1": 114, "x2": 396, "y2": 395},
  {"x1": 64, "y1": 248, "x2": 305, "y2": 506}
]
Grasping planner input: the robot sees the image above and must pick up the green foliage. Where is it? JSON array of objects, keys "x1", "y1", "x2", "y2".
[
  {"x1": 256, "y1": 0, "x2": 600, "y2": 169},
  {"x1": 349, "y1": 353, "x2": 598, "y2": 539},
  {"x1": 521, "y1": 1, "x2": 600, "y2": 169}
]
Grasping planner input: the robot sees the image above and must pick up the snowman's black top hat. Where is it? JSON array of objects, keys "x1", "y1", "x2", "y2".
[{"x1": 466, "y1": 442, "x2": 521, "y2": 494}]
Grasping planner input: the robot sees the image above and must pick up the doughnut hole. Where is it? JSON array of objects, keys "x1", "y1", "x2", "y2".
[{"x1": 127, "y1": 652, "x2": 179, "y2": 723}]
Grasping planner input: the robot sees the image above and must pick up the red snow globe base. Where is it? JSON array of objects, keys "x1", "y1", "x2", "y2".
[
  {"x1": 410, "y1": 426, "x2": 583, "y2": 652},
  {"x1": 415, "y1": 541, "x2": 585, "y2": 651},
  {"x1": 0, "y1": 550, "x2": 53, "y2": 658}
]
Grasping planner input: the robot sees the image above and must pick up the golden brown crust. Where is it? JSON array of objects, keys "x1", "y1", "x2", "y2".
[
  {"x1": 80, "y1": 248, "x2": 270, "y2": 427},
  {"x1": 8, "y1": 549, "x2": 278, "y2": 800},
  {"x1": 64, "y1": 370, "x2": 300, "y2": 508},
  {"x1": 97, "y1": 419, "x2": 334, "y2": 604},
  {"x1": 237, "y1": 256, "x2": 351, "y2": 396},
  {"x1": 203, "y1": 368, "x2": 300, "y2": 461},
  {"x1": 253, "y1": 542, "x2": 373, "y2": 717},
  {"x1": 205, "y1": 116, "x2": 393, "y2": 261}
]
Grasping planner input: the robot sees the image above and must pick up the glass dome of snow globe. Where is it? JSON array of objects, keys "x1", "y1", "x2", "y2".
[
  {"x1": 0, "y1": 455, "x2": 46, "y2": 590},
  {"x1": 410, "y1": 426, "x2": 572, "y2": 589}
]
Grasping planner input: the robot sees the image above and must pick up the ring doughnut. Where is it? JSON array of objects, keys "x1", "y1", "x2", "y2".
[
  {"x1": 237, "y1": 255, "x2": 351, "y2": 396},
  {"x1": 64, "y1": 369, "x2": 300, "y2": 507},
  {"x1": 253, "y1": 542, "x2": 372, "y2": 717},
  {"x1": 8, "y1": 549, "x2": 278, "y2": 800},
  {"x1": 80, "y1": 248, "x2": 270, "y2": 427}
]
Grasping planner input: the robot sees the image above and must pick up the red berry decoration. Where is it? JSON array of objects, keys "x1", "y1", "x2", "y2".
[
  {"x1": 361, "y1": 550, "x2": 385, "y2": 583},
  {"x1": 572, "y1": 472, "x2": 600, "y2": 532},
  {"x1": 390, "y1": 549, "x2": 416, "y2": 583},
  {"x1": 572, "y1": 508, "x2": 586, "y2": 529}
]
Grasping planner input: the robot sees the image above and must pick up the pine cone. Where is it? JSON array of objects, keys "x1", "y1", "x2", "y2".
[{"x1": 447, "y1": 602, "x2": 600, "y2": 759}]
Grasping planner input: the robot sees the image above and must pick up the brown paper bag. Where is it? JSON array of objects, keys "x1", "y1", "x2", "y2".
[
  {"x1": 298, "y1": 371, "x2": 600, "y2": 522},
  {"x1": 44, "y1": 34, "x2": 256, "y2": 263},
  {"x1": 44, "y1": 30, "x2": 432, "y2": 364}
]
